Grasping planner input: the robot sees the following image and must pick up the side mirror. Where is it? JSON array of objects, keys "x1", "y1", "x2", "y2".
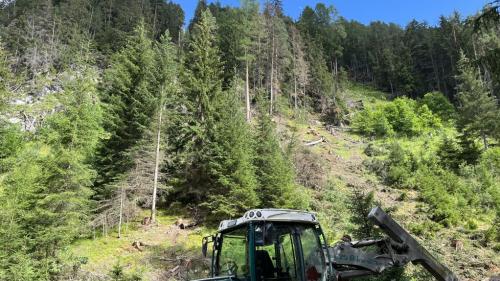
[
  {"x1": 202, "y1": 235, "x2": 214, "y2": 258},
  {"x1": 202, "y1": 237, "x2": 208, "y2": 257}
]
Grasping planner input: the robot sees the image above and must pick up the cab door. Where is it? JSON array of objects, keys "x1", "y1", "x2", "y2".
[{"x1": 297, "y1": 227, "x2": 327, "y2": 281}]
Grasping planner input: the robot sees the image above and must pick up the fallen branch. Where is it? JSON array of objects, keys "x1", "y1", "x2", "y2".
[{"x1": 305, "y1": 137, "x2": 325, "y2": 146}]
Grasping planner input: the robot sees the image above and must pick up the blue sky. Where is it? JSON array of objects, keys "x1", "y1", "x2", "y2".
[{"x1": 175, "y1": 0, "x2": 490, "y2": 27}]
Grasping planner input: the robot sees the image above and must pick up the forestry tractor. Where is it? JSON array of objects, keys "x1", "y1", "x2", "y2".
[{"x1": 196, "y1": 207, "x2": 459, "y2": 281}]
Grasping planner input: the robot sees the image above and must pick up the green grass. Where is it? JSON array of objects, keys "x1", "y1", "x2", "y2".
[
  {"x1": 344, "y1": 83, "x2": 388, "y2": 103},
  {"x1": 69, "y1": 210, "x2": 216, "y2": 278}
]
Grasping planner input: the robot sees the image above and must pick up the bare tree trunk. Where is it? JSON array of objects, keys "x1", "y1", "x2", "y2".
[
  {"x1": 150, "y1": 105, "x2": 163, "y2": 223},
  {"x1": 482, "y1": 131, "x2": 488, "y2": 150},
  {"x1": 118, "y1": 186, "x2": 124, "y2": 238},
  {"x1": 153, "y1": 2, "x2": 158, "y2": 37},
  {"x1": 245, "y1": 58, "x2": 251, "y2": 122},
  {"x1": 294, "y1": 75, "x2": 298, "y2": 110},
  {"x1": 270, "y1": 35, "x2": 275, "y2": 115}
]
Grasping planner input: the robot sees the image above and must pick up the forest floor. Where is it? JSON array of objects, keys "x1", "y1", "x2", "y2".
[{"x1": 69, "y1": 85, "x2": 499, "y2": 281}]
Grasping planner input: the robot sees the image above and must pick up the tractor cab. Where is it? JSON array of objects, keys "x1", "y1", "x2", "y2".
[{"x1": 200, "y1": 209, "x2": 333, "y2": 281}]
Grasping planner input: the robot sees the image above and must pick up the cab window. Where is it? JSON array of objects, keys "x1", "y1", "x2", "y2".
[
  {"x1": 299, "y1": 227, "x2": 326, "y2": 281},
  {"x1": 217, "y1": 226, "x2": 249, "y2": 279}
]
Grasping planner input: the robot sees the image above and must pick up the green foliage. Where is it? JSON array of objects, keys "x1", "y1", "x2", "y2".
[
  {"x1": 110, "y1": 263, "x2": 142, "y2": 281},
  {"x1": 353, "y1": 97, "x2": 442, "y2": 137},
  {"x1": 184, "y1": 9, "x2": 223, "y2": 122},
  {"x1": 348, "y1": 189, "x2": 375, "y2": 238},
  {"x1": 414, "y1": 167, "x2": 465, "y2": 226},
  {"x1": 254, "y1": 102, "x2": 308, "y2": 210},
  {"x1": 200, "y1": 81, "x2": 259, "y2": 218},
  {"x1": 456, "y1": 53, "x2": 500, "y2": 149},
  {"x1": 419, "y1": 92, "x2": 456, "y2": 121},
  {"x1": 0, "y1": 40, "x2": 10, "y2": 112},
  {"x1": 367, "y1": 137, "x2": 498, "y2": 228},
  {"x1": 96, "y1": 21, "x2": 157, "y2": 196},
  {"x1": 437, "y1": 136, "x2": 463, "y2": 170},
  {"x1": 0, "y1": 65, "x2": 104, "y2": 280}
]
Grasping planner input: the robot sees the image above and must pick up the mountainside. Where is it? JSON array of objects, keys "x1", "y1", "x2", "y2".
[
  {"x1": 66, "y1": 85, "x2": 499, "y2": 281},
  {"x1": 1, "y1": 1, "x2": 499, "y2": 281}
]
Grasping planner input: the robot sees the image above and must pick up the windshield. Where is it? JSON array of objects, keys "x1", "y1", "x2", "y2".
[
  {"x1": 213, "y1": 223, "x2": 326, "y2": 281},
  {"x1": 216, "y1": 226, "x2": 250, "y2": 280},
  {"x1": 254, "y1": 223, "x2": 326, "y2": 281}
]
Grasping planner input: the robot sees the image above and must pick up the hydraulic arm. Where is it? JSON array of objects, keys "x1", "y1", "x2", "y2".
[{"x1": 329, "y1": 207, "x2": 459, "y2": 281}]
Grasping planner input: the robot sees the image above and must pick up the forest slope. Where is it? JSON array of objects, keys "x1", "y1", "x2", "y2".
[{"x1": 67, "y1": 85, "x2": 499, "y2": 281}]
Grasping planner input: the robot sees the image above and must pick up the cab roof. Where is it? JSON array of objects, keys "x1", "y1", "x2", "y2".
[{"x1": 218, "y1": 209, "x2": 319, "y2": 232}]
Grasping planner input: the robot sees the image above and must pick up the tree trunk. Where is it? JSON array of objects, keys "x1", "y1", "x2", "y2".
[
  {"x1": 294, "y1": 75, "x2": 298, "y2": 110},
  {"x1": 118, "y1": 186, "x2": 124, "y2": 238},
  {"x1": 245, "y1": 58, "x2": 251, "y2": 122},
  {"x1": 153, "y1": 2, "x2": 158, "y2": 37},
  {"x1": 151, "y1": 106, "x2": 163, "y2": 223},
  {"x1": 270, "y1": 35, "x2": 275, "y2": 115},
  {"x1": 482, "y1": 131, "x2": 488, "y2": 150}
]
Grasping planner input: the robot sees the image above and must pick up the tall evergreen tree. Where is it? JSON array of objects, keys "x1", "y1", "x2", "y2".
[
  {"x1": 456, "y1": 52, "x2": 499, "y2": 150},
  {"x1": 96, "y1": 21, "x2": 157, "y2": 198},
  {"x1": 188, "y1": 0, "x2": 208, "y2": 34},
  {"x1": 254, "y1": 102, "x2": 308, "y2": 209},
  {"x1": 239, "y1": 0, "x2": 261, "y2": 121},
  {"x1": 201, "y1": 80, "x2": 260, "y2": 217},
  {"x1": 0, "y1": 63, "x2": 104, "y2": 280},
  {"x1": 149, "y1": 31, "x2": 180, "y2": 223},
  {"x1": 0, "y1": 40, "x2": 10, "y2": 113},
  {"x1": 178, "y1": 10, "x2": 260, "y2": 218}
]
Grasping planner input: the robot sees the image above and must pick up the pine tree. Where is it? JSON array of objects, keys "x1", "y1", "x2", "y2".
[
  {"x1": 180, "y1": 10, "x2": 261, "y2": 218},
  {"x1": 176, "y1": 8, "x2": 224, "y2": 205},
  {"x1": 456, "y1": 52, "x2": 499, "y2": 150},
  {"x1": 263, "y1": 0, "x2": 291, "y2": 115},
  {"x1": 290, "y1": 25, "x2": 310, "y2": 109},
  {"x1": 0, "y1": 63, "x2": 104, "y2": 280}
]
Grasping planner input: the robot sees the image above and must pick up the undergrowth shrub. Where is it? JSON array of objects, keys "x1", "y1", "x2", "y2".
[
  {"x1": 419, "y1": 92, "x2": 456, "y2": 121},
  {"x1": 352, "y1": 97, "x2": 442, "y2": 137},
  {"x1": 365, "y1": 141, "x2": 489, "y2": 227},
  {"x1": 409, "y1": 220, "x2": 443, "y2": 238},
  {"x1": 413, "y1": 167, "x2": 466, "y2": 226}
]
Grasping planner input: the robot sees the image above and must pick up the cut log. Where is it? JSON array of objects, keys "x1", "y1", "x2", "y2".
[
  {"x1": 169, "y1": 265, "x2": 180, "y2": 274},
  {"x1": 305, "y1": 137, "x2": 325, "y2": 146}
]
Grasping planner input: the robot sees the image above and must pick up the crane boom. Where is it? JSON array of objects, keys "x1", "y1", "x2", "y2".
[{"x1": 329, "y1": 207, "x2": 459, "y2": 281}]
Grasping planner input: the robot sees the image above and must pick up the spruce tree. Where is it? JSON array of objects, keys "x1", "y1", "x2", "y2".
[
  {"x1": 180, "y1": 10, "x2": 261, "y2": 218},
  {"x1": 188, "y1": 0, "x2": 208, "y2": 34},
  {"x1": 96, "y1": 21, "x2": 157, "y2": 197},
  {"x1": 456, "y1": 52, "x2": 499, "y2": 150},
  {"x1": 184, "y1": 10, "x2": 222, "y2": 124},
  {"x1": 0, "y1": 39, "x2": 10, "y2": 113},
  {"x1": 0, "y1": 63, "x2": 104, "y2": 280},
  {"x1": 201, "y1": 80, "x2": 260, "y2": 217},
  {"x1": 254, "y1": 101, "x2": 308, "y2": 209},
  {"x1": 149, "y1": 31, "x2": 180, "y2": 222},
  {"x1": 239, "y1": 0, "x2": 261, "y2": 121}
]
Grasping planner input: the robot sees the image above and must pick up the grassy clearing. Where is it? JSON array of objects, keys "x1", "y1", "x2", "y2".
[{"x1": 69, "y1": 210, "x2": 215, "y2": 279}]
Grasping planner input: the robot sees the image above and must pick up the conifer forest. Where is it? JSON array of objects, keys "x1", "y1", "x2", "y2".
[{"x1": 0, "y1": 1, "x2": 499, "y2": 280}]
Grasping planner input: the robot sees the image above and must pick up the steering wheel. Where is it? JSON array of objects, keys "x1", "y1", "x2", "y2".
[{"x1": 221, "y1": 260, "x2": 238, "y2": 277}]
